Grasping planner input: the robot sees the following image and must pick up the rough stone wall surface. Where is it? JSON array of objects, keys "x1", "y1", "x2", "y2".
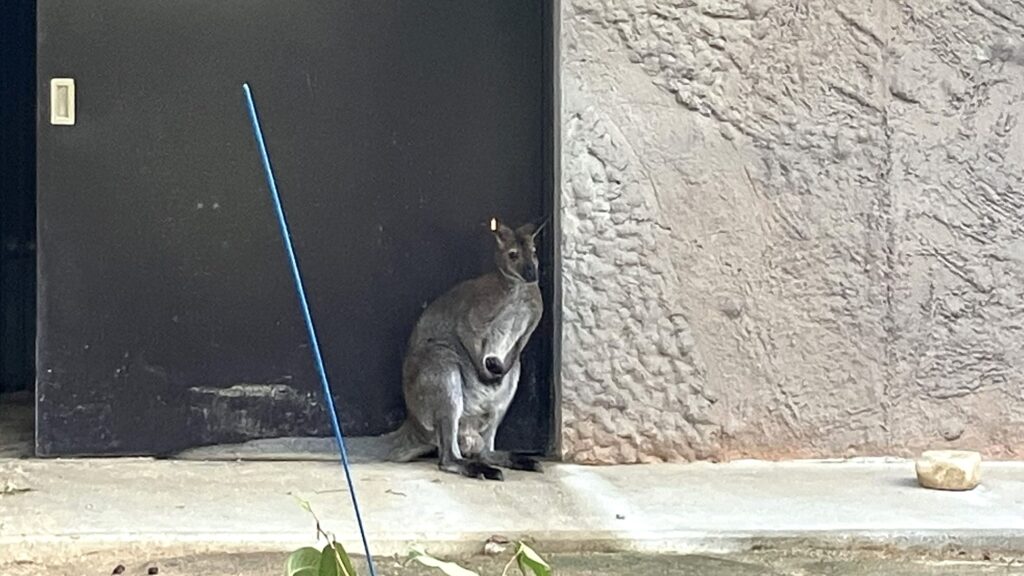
[{"x1": 559, "y1": 0, "x2": 1024, "y2": 463}]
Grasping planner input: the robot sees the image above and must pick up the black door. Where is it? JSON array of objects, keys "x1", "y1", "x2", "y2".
[
  {"x1": 36, "y1": 0, "x2": 555, "y2": 456},
  {"x1": 1, "y1": 0, "x2": 37, "y2": 398}
]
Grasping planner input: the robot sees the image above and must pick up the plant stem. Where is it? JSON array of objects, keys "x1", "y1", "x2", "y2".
[{"x1": 501, "y1": 548, "x2": 521, "y2": 576}]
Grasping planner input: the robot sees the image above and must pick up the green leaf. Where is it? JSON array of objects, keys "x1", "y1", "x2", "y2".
[
  {"x1": 284, "y1": 547, "x2": 322, "y2": 576},
  {"x1": 406, "y1": 545, "x2": 480, "y2": 576},
  {"x1": 515, "y1": 543, "x2": 551, "y2": 576},
  {"x1": 319, "y1": 542, "x2": 358, "y2": 576}
]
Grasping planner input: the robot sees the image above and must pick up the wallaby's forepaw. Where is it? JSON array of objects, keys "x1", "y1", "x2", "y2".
[
  {"x1": 484, "y1": 356, "x2": 505, "y2": 377},
  {"x1": 508, "y1": 455, "x2": 544, "y2": 473},
  {"x1": 475, "y1": 366, "x2": 503, "y2": 385}
]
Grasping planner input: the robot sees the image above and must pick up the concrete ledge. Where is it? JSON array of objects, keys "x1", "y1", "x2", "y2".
[
  {"x1": 8, "y1": 531, "x2": 1024, "y2": 563},
  {"x1": 3, "y1": 458, "x2": 1023, "y2": 561}
]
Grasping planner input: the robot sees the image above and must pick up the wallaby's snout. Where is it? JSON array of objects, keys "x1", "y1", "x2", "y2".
[{"x1": 521, "y1": 262, "x2": 538, "y2": 283}]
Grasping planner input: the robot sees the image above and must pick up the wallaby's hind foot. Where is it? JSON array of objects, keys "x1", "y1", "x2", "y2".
[
  {"x1": 435, "y1": 414, "x2": 503, "y2": 481},
  {"x1": 440, "y1": 459, "x2": 504, "y2": 481},
  {"x1": 480, "y1": 450, "x2": 544, "y2": 473},
  {"x1": 508, "y1": 454, "x2": 544, "y2": 473}
]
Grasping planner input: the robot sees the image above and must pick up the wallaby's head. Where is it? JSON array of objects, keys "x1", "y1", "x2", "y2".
[{"x1": 490, "y1": 218, "x2": 543, "y2": 284}]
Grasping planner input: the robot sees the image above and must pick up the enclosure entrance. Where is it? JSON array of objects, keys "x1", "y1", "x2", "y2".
[{"x1": 31, "y1": 1, "x2": 558, "y2": 457}]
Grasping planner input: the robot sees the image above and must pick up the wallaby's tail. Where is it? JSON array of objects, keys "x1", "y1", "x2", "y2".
[{"x1": 387, "y1": 419, "x2": 436, "y2": 462}]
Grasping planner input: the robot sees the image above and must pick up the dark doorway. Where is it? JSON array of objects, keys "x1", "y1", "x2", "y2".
[
  {"x1": 0, "y1": 0, "x2": 37, "y2": 458},
  {"x1": 35, "y1": 1, "x2": 557, "y2": 456}
]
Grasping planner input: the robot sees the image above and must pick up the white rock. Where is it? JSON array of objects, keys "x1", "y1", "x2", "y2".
[
  {"x1": 482, "y1": 541, "x2": 507, "y2": 556},
  {"x1": 915, "y1": 450, "x2": 982, "y2": 491},
  {"x1": 482, "y1": 535, "x2": 510, "y2": 556}
]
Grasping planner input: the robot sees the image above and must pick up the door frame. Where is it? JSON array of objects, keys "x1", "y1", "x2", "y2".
[
  {"x1": 30, "y1": 0, "x2": 565, "y2": 457},
  {"x1": 542, "y1": 0, "x2": 562, "y2": 457}
]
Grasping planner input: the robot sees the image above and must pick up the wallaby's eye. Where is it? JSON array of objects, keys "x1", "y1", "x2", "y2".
[{"x1": 508, "y1": 250, "x2": 519, "y2": 261}]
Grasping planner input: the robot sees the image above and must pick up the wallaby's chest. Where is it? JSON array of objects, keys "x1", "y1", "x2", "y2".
[{"x1": 475, "y1": 290, "x2": 539, "y2": 359}]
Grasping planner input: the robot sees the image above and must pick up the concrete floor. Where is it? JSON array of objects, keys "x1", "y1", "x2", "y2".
[
  {"x1": 3, "y1": 397, "x2": 1024, "y2": 574},
  {"x1": 3, "y1": 457, "x2": 1024, "y2": 564}
]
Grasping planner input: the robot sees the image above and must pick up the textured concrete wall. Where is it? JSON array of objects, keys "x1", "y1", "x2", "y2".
[{"x1": 559, "y1": 0, "x2": 1024, "y2": 463}]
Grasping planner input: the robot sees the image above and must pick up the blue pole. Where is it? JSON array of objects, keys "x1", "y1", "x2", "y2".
[{"x1": 241, "y1": 82, "x2": 377, "y2": 576}]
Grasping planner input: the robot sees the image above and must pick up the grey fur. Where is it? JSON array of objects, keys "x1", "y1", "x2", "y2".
[{"x1": 389, "y1": 220, "x2": 544, "y2": 480}]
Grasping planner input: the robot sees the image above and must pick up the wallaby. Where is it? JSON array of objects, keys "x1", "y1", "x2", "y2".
[{"x1": 389, "y1": 219, "x2": 545, "y2": 480}]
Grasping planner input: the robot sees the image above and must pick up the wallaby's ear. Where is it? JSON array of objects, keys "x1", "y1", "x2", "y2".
[
  {"x1": 532, "y1": 217, "x2": 549, "y2": 238},
  {"x1": 517, "y1": 217, "x2": 548, "y2": 239},
  {"x1": 489, "y1": 217, "x2": 515, "y2": 247},
  {"x1": 517, "y1": 222, "x2": 536, "y2": 237}
]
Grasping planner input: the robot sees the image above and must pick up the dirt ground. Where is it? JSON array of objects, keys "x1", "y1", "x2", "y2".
[{"x1": 4, "y1": 550, "x2": 1024, "y2": 576}]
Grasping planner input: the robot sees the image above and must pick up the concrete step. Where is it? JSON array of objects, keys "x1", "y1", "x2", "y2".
[{"x1": 2, "y1": 458, "x2": 1023, "y2": 562}]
